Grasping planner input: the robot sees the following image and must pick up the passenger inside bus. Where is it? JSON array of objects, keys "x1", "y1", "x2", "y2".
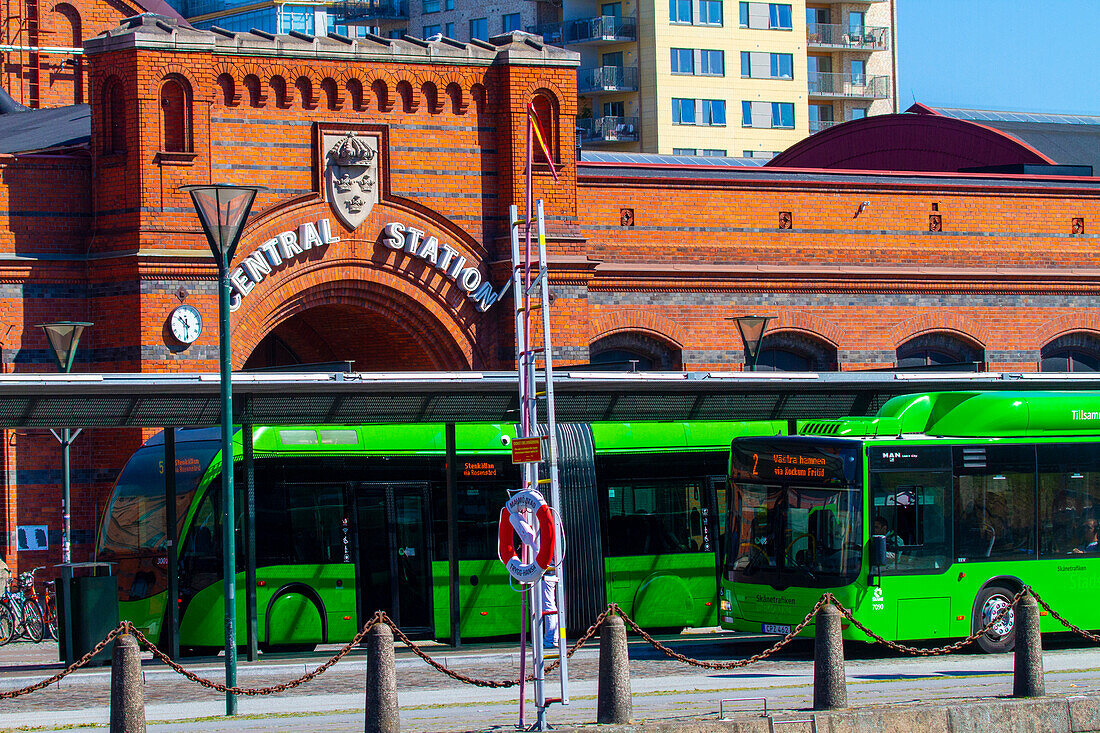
[{"x1": 1072, "y1": 519, "x2": 1100, "y2": 554}]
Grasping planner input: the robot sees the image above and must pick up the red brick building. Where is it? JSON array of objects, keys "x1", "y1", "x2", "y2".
[{"x1": 0, "y1": 12, "x2": 1099, "y2": 566}]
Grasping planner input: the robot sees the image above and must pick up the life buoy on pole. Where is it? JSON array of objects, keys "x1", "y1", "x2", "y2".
[{"x1": 497, "y1": 489, "x2": 557, "y2": 583}]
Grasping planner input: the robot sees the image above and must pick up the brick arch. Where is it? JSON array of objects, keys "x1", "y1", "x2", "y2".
[
  {"x1": 1033, "y1": 313, "x2": 1100, "y2": 347},
  {"x1": 146, "y1": 63, "x2": 202, "y2": 101},
  {"x1": 589, "y1": 310, "x2": 686, "y2": 347},
  {"x1": 889, "y1": 312, "x2": 988, "y2": 349},
  {"x1": 232, "y1": 273, "x2": 474, "y2": 370},
  {"x1": 768, "y1": 311, "x2": 843, "y2": 346},
  {"x1": 517, "y1": 78, "x2": 574, "y2": 116}
]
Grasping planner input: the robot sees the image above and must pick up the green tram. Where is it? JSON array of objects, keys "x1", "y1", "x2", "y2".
[
  {"x1": 721, "y1": 391, "x2": 1100, "y2": 652},
  {"x1": 98, "y1": 420, "x2": 784, "y2": 651}
]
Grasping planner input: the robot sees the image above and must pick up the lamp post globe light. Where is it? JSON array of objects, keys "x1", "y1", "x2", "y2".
[
  {"x1": 179, "y1": 184, "x2": 265, "y2": 716},
  {"x1": 37, "y1": 320, "x2": 90, "y2": 666},
  {"x1": 731, "y1": 315, "x2": 774, "y2": 372}
]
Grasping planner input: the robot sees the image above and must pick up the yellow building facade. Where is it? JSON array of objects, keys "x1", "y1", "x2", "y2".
[{"x1": 573, "y1": 0, "x2": 897, "y2": 156}]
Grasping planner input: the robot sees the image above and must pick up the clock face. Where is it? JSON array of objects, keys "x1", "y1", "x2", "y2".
[{"x1": 170, "y1": 305, "x2": 203, "y2": 344}]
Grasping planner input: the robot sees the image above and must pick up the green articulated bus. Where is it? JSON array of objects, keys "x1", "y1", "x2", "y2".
[
  {"x1": 98, "y1": 420, "x2": 785, "y2": 652},
  {"x1": 721, "y1": 390, "x2": 1100, "y2": 653}
]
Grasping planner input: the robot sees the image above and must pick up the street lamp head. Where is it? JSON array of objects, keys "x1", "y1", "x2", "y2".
[
  {"x1": 179, "y1": 184, "x2": 267, "y2": 263},
  {"x1": 729, "y1": 315, "x2": 775, "y2": 366},
  {"x1": 37, "y1": 321, "x2": 92, "y2": 373}
]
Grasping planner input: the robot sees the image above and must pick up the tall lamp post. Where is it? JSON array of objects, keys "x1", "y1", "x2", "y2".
[
  {"x1": 38, "y1": 320, "x2": 91, "y2": 664},
  {"x1": 180, "y1": 184, "x2": 264, "y2": 716},
  {"x1": 732, "y1": 315, "x2": 774, "y2": 372}
]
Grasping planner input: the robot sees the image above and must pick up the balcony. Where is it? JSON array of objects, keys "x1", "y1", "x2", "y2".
[
  {"x1": 577, "y1": 66, "x2": 638, "y2": 94},
  {"x1": 807, "y1": 24, "x2": 888, "y2": 50},
  {"x1": 529, "y1": 15, "x2": 636, "y2": 46},
  {"x1": 334, "y1": 0, "x2": 407, "y2": 23},
  {"x1": 808, "y1": 72, "x2": 889, "y2": 100},
  {"x1": 577, "y1": 116, "x2": 638, "y2": 145},
  {"x1": 809, "y1": 119, "x2": 843, "y2": 134}
]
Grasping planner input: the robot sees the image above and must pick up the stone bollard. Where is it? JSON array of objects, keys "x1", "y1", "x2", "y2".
[
  {"x1": 110, "y1": 633, "x2": 146, "y2": 733},
  {"x1": 597, "y1": 614, "x2": 632, "y2": 724},
  {"x1": 365, "y1": 621, "x2": 399, "y2": 733},
  {"x1": 813, "y1": 604, "x2": 848, "y2": 710},
  {"x1": 1013, "y1": 593, "x2": 1045, "y2": 698}
]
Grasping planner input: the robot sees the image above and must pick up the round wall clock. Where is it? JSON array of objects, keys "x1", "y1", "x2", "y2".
[{"x1": 169, "y1": 304, "x2": 203, "y2": 344}]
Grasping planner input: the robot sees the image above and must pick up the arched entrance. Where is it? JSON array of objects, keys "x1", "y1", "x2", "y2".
[{"x1": 243, "y1": 302, "x2": 439, "y2": 371}]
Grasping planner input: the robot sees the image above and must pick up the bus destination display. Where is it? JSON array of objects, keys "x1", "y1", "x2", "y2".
[{"x1": 731, "y1": 441, "x2": 856, "y2": 487}]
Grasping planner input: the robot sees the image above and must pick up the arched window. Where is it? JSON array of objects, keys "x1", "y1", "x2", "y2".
[
  {"x1": 1040, "y1": 333, "x2": 1100, "y2": 372},
  {"x1": 53, "y1": 3, "x2": 82, "y2": 103},
  {"x1": 244, "y1": 74, "x2": 262, "y2": 107},
  {"x1": 159, "y1": 76, "x2": 192, "y2": 152},
  {"x1": 896, "y1": 332, "x2": 984, "y2": 370},
  {"x1": 397, "y1": 80, "x2": 415, "y2": 112},
  {"x1": 530, "y1": 91, "x2": 558, "y2": 165},
  {"x1": 346, "y1": 78, "x2": 364, "y2": 110},
  {"x1": 321, "y1": 78, "x2": 340, "y2": 110},
  {"x1": 589, "y1": 332, "x2": 682, "y2": 371},
  {"x1": 102, "y1": 78, "x2": 126, "y2": 154},
  {"x1": 446, "y1": 82, "x2": 463, "y2": 115},
  {"x1": 757, "y1": 332, "x2": 838, "y2": 372},
  {"x1": 270, "y1": 76, "x2": 288, "y2": 108},
  {"x1": 371, "y1": 80, "x2": 389, "y2": 111},
  {"x1": 216, "y1": 73, "x2": 235, "y2": 107},
  {"x1": 295, "y1": 76, "x2": 314, "y2": 109}
]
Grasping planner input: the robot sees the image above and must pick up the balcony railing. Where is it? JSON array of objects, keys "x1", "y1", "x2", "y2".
[
  {"x1": 809, "y1": 119, "x2": 843, "y2": 133},
  {"x1": 529, "y1": 15, "x2": 636, "y2": 45},
  {"x1": 807, "y1": 72, "x2": 889, "y2": 99},
  {"x1": 577, "y1": 116, "x2": 638, "y2": 144},
  {"x1": 577, "y1": 66, "x2": 638, "y2": 94},
  {"x1": 806, "y1": 23, "x2": 888, "y2": 50},
  {"x1": 334, "y1": 0, "x2": 408, "y2": 23}
]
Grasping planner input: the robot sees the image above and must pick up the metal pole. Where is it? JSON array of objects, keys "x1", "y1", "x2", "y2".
[
  {"x1": 60, "y1": 427, "x2": 74, "y2": 666},
  {"x1": 218, "y1": 250, "x2": 238, "y2": 716},
  {"x1": 244, "y1": 407, "x2": 257, "y2": 662},
  {"x1": 61, "y1": 428, "x2": 71, "y2": 564},
  {"x1": 445, "y1": 423, "x2": 460, "y2": 648},
  {"x1": 164, "y1": 428, "x2": 179, "y2": 660}
]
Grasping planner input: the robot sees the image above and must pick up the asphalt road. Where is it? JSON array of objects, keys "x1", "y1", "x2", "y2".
[{"x1": 2, "y1": 632, "x2": 1099, "y2": 732}]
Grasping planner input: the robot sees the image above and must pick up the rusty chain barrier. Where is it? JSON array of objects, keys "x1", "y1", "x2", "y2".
[
  {"x1": 0, "y1": 623, "x2": 128, "y2": 699},
  {"x1": 8, "y1": 585, "x2": 1100, "y2": 700}
]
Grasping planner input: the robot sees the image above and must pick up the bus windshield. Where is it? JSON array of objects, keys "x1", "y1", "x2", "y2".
[
  {"x1": 98, "y1": 440, "x2": 220, "y2": 556},
  {"x1": 726, "y1": 440, "x2": 862, "y2": 588}
]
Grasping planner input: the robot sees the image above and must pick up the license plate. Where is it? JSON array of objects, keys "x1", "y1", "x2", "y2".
[{"x1": 762, "y1": 623, "x2": 791, "y2": 635}]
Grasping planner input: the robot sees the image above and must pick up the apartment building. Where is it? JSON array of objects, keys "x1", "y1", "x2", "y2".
[{"x1": 167, "y1": 0, "x2": 895, "y2": 157}]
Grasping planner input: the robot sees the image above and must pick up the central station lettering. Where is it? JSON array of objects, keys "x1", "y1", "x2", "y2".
[{"x1": 381, "y1": 222, "x2": 510, "y2": 313}]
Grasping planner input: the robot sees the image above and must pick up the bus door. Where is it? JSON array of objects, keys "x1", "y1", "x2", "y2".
[
  {"x1": 868, "y1": 446, "x2": 953, "y2": 640},
  {"x1": 352, "y1": 482, "x2": 434, "y2": 636},
  {"x1": 705, "y1": 476, "x2": 729, "y2": 598}
]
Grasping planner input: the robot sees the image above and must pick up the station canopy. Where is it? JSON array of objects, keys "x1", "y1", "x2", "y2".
[{"x1": 0, "y1": 370, "x2": 1097, "y2": 429}]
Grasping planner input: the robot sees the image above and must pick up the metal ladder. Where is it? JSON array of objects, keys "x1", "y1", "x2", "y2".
[{"x1": 510, "y1": 199, "x2": 569, "y2": 731}]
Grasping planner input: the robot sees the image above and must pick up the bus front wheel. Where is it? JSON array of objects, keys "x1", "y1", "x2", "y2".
[{"x1": 974, "y1": 585, "x2": 1016, "y2": 654}]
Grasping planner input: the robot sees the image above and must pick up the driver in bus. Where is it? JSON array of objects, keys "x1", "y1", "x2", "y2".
[{"x1": 872, "y1": 516, "x2": 901, "y2": 562}]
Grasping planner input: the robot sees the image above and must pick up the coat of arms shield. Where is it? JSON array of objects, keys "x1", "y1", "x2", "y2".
[{"x1": 323, "y1": 132, "x2": 379, "y2": 230}]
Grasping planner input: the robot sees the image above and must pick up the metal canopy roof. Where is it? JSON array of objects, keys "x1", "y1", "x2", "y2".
[{"x1": 0, "y1": 371, "x2": 1098, "y2": 429}]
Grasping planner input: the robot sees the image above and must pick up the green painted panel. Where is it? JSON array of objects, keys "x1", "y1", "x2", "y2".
[
  {"x1": 268, "y1": 593, "x2": 323, "y2": 644},
  {"x1": 605, "y1": 554, "x2": 719, "y2": 629}
]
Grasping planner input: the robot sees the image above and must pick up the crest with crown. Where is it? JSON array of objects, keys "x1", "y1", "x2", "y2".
[{"x1": 323, "y1": 132, "x2": 380, "y2": 230}]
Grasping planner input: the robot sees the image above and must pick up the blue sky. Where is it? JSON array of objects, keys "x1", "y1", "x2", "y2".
[{"x1": 896, "y1": 0, "x2": 1100, "y2": 116}]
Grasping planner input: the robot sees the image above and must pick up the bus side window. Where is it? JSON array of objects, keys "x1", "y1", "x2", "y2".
[
  {"x1": 1039, "y1": 443, "x2": 1100, "y2": 557},
  {"x1": 870, "y1": 470, "x2": 950, "y2": 571}
]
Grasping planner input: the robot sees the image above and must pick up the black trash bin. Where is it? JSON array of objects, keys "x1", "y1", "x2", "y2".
[{"x1": 56, "y1": 563, "x2": 118, "y2": 665}]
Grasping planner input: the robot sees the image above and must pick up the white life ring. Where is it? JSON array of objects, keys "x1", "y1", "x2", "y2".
[{"x1": 497, "y1": 489, "x2": 557, "y2": 583}]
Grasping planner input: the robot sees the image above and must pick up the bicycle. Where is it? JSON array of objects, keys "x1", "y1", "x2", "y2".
[
  {"x1": 22, "y1": 567, "x2": 56, "y2": 641},
  {"x1": 0, "y1": 571, "x2": 44, "y2": 643}
]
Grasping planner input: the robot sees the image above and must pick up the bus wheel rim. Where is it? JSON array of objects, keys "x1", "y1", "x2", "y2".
[{"x1": 982, "y1": 596, "x2": 1014, "y2": 640}]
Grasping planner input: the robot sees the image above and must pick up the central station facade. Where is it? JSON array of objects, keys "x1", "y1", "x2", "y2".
[{"x1": 1, "y1": 13, "x2": 1099, "y2": 564}]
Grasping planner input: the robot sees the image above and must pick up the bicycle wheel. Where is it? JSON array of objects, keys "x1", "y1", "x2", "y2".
[
  {"x1": 46, "y1": 605, "x2": 57, "y2": 641},
  {"x1": 21, "y1": 599, "x2": 44, "y2": 643},
  {"x1": 0, "y1": 605, "x2": 12, "y2": 645}
]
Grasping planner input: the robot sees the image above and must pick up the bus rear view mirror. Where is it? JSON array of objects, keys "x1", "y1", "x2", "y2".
[{"x1": 870, "y1": 534, "x2": 887, "y2": 567}]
